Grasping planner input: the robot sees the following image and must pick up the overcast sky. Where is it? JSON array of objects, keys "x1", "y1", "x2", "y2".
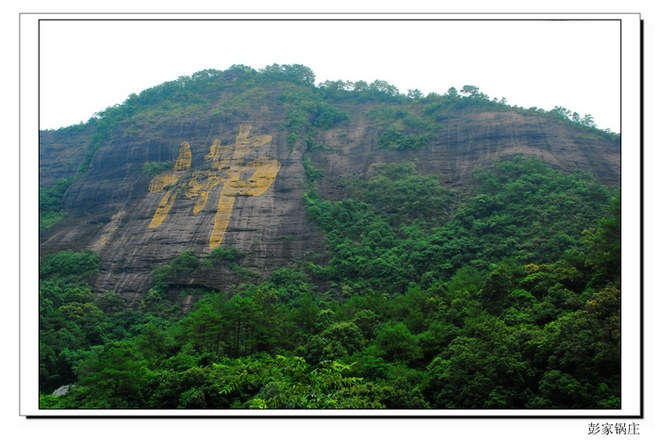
[{"x1": 39, "y1": 18, "x2": 621, "y2": 132}]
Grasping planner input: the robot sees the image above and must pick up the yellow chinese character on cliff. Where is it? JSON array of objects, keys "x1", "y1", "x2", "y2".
[{"x1": 148, "y1": 123, "x2": 280, "y2": 249}]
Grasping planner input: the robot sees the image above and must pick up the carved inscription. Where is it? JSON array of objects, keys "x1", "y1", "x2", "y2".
[{"x1": 148, "y1": 123, "x2": 280, "y2": 249}]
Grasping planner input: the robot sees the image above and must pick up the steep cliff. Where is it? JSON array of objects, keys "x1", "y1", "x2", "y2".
[
  {"x1": 39, "y1": 65, "x2": 620, "y2": 303},
  {"x1": 40, "y1": 117, "x2": 326, "y2": 302},
  {"x1": 310, "y1": 109, "x2": 620, "y2": 201}
]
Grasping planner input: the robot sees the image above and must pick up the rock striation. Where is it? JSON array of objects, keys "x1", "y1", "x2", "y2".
[
  {"x1": 40, "y1": 110, "x2": 327, "y2": 302},
  {"x1": 310, "y1": 110, "x2": 620, "y2": 202},
  {"x1": 39, "y1": 81, "x2": 620, "y2": 303}
]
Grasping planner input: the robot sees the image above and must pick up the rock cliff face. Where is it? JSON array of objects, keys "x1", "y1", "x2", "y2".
[
  {"x1": 41, "y1": 111, "x2": 326, "y2": 302},
  {"x1": 39, "y1": 80, "x2": 620, "y2": 303},
  {"x1": 39, "y1": 125, "x2": 96, "y2": 187},
  {"x1": 310, "y1": 110, "x2": 620, "y2": 202}
]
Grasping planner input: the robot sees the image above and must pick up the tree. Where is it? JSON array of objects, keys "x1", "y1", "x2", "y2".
[
  {"x1": 549, "y1": 106, "x2": 572, "y2": 121},
  {"x1": 218, "y1": 355, "x2": 386, "y2": 409},
  {"x1": 259, "y1": 63, "x2": 316, "y2": 86},
  {"x1": 75, "y1": 341, "x2": 150, "y2": 408},
  {"x1": 375, "y1": 322, "x2": 421, "y2": 363},
  {"x1": 293, "y1": 293, "x2": 320, "y2": 335},
  {"x1": 407, "y1": 89, "x2": 424, "y2": 100},
  {"x1": 583, "y1": 194, "x2": 621, "y2": 288},
  {"x1": 580, "y1": 114, "x2": 596, "y2": 128},
  {"x1": 459, "y1": 85, "x2": 480, "y2": 97},
  {"x1": 426, "y1": 317, "x2": 532, "y2": 408},
  {"x1": 223, "y1": 294, "x2": 257, "y2": 357},
  {"x1": 369, "y1": 79, "x2": 400, "y2": 96},
  {"x1": 40, "y1": 250, "x2": 100, "y2": 280},
  {"x1": 446, "y1": 86, "x2": 458, "y2": 97},
  {"x1": 134, "y1": 322, "x2": 176, "y2": 368},
  {"x1": 479, "y1": 265, "x2": 514, "y2": 315},
  {"x1": 307, "y1": 322, "x2": 365, "y2": 364},
  {"x1": 535, "y1": 292, "x2": 620, "y2": 409},
  {"x1": 352, "y1": 309, "x2": 380, "y2": 340},
  {"x1": 96, "y1": 290, "x2": 126, "y2": 314},
  {"x1": 251, "y1": 286, "x2": 286, "y2": 353}
]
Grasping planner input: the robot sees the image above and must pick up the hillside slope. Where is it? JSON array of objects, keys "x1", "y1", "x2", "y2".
[{"x1": 39, "y1": 64, "x2": 620, "y2": 302}]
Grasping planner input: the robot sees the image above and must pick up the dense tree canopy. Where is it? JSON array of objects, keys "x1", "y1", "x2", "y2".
[{"x1": 40, "y1": 154, "x2": 621, "y2": 410}]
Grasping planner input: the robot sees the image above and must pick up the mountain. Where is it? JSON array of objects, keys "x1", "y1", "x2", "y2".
[
  {"x1": 38, "y1": 64, "x2": 623, "y2": 409},
  {"x1": 39, "y1": 64, "x2": 620, "y2": 305}
]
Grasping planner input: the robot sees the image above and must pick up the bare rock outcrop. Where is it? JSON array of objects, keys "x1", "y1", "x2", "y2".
[{"x1": 39, "y1": 96, "x2": 620, "y2": 303}]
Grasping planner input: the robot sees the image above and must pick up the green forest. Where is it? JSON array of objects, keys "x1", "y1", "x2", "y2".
[{"x1": 39, "y1": 65, "x2": 621, "y2": 410}]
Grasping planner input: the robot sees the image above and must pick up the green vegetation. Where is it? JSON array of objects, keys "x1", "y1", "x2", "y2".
[
  {"x1": 42, "y1": 64, "x2": 616, "y2": 190},
  {"x1": 377, "y1": 128, "x2": 435, "y2": 151},
  {"x1": 304, "y1": 157, "x2": 615, "y2": 291},
  {"x1": 143, "y1": 161, "x2": 174, "y2": 177},
  {"x1": 39, "y1": 64, "x2": 620, "y2": 409},
  {"x1": 364, "y1": 102, "x2": 443, "y2": 151},
  {"x1": 277, "y1": 82, "x2": 350, "y2": 148},
  {"x1": 150, "y1": 247, "x2": 255, "y2": 285},
  {"x1": 39, "y1": 155, "x2": 620, "y2": 409},
  {"x1": 302, "y1": 154, "x2": 325, "y2": 182},
  {"x1": 39, "y1": 178, "x2": 73, "y2": 230},
  {"x1": 349, "y1": 162, "x2": 454, "y2": 226}
]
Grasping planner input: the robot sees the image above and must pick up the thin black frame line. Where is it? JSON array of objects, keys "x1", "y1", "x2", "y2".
[
  {"x1": 18, "y1": 11, "x2": 23, "y2": 419},
  {"x1": 36, "y1": 18, "x2": 623, "y2": 22},
  {"x1": 31, "y1": 15, "x2": 636, "y2": 418},
  {"x1": 638, "y1": 18, "x2": 645, "y2": 420},
  {"x1": 22, "y1": 12, "x2": 640, "y2": 15},
  {"x1": 24, "y1": 413, "x2": 648, "y2": 419}
]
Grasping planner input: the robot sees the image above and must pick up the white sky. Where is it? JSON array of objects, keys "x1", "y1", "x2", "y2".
[{"x1": 39, "y1": 18, "x2": 622, "y2": 132}]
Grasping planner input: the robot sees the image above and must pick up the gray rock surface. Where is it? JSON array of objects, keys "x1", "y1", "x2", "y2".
[{"x1": 39, "y1": 101, "x2": 620, "y2": 303}]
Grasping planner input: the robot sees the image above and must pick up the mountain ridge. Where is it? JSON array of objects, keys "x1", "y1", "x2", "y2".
[{"x1": 39, "y1": 64, "x2": 620, "y2": 303}]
